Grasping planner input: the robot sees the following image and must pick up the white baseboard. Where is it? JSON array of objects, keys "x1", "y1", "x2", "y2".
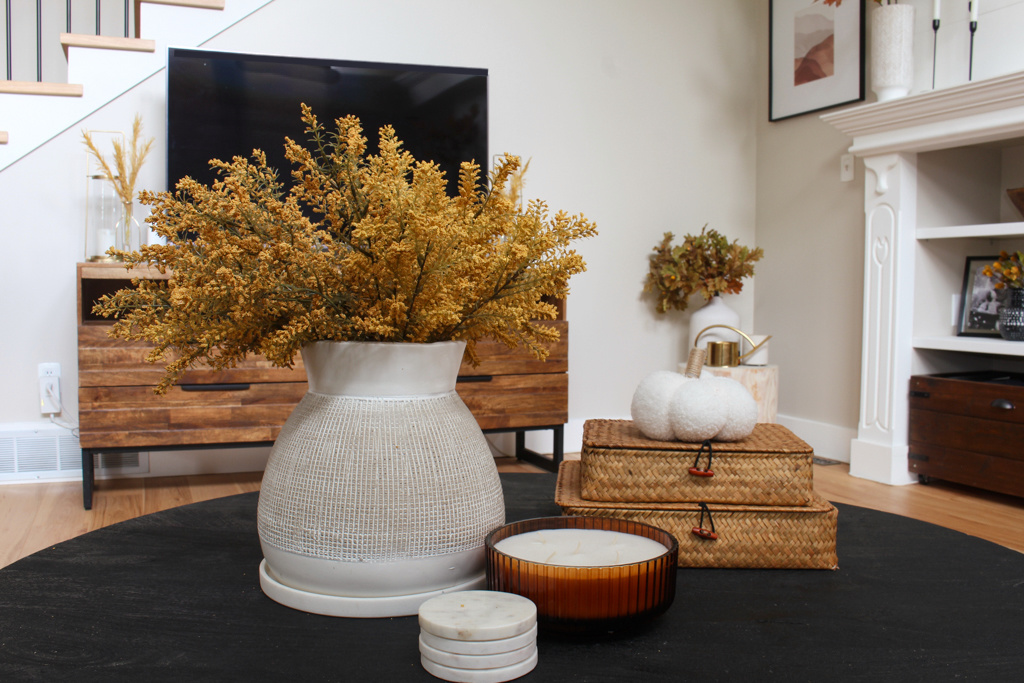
[{"x1": 775, "y1": 414, "x2": 855, "y2": 463}]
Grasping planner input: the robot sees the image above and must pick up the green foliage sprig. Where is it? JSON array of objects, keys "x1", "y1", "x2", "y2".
[
  {"x1": 644, "y1": 226, "x2": 763, "y2": 314},
  {"x1": 95, "y1": 105, "x2": 596, "y2": 393}
]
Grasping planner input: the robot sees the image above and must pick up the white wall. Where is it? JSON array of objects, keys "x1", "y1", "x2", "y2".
[{"x1": 0, "y1": 0, "x2": 760, "y2": 472}]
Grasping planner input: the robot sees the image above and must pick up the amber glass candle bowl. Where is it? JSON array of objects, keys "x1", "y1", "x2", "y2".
[{"x1": 485, "y1": 516, "x2": 678, "y2": 633}]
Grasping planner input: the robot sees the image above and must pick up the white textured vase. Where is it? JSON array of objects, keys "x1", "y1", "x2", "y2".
[
  {"x1": 687, "y1": 294, "x2": 741, "y2": 353},
  {"x1": 871, "y1": 4, "x2": 915, "y2": 102},
  {"x1": 257, "y1": 340, "x2": 506, "y2": 618}
]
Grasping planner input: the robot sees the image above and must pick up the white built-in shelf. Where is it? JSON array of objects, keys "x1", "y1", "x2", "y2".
[
  {"x1": 917, "y1": 222, "x2": 1024, "y2": 240},
  {"x1": 913, "y1": 335, "x2": 1024, "y2": 356},
  {"x1": 823, "y1": 69, "x2": 1024, "y2": 484}
]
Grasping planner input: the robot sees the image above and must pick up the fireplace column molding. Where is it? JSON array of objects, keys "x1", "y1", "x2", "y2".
[{"x1": 851, "y1": 152, "x2": 918, "y2": 485}]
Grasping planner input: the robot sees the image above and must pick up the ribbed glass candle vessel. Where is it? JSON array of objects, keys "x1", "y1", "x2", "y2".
[{"x1": 485, "y1": 516, "x2": 677, "y2": 633}]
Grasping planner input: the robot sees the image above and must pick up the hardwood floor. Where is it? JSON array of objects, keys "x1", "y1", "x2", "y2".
[{"x1": 1, "y1": 457, "x2": 1021, "y2": 569}]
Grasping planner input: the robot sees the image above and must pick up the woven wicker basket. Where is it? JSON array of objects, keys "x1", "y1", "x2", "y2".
[
  {"x1": 557, "y1": 461, "x2": 838, "y2": 570},
  {"x1": 580, "y1": 420, "x2": 813, "y2": 506}
]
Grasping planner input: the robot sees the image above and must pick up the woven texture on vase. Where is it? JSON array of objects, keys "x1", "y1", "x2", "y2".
[
  {"x1": 580, "y1": 420, "x2": 814, "y2": 506},
  {"x1": 557, "y1": 461, "x2": 838, "y2": 570},
  {"x1": 257, "y1": 390, "x2": 505, "y2": 563}
]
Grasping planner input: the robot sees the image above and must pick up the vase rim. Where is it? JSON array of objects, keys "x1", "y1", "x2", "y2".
[{"x1": 300, "y1": 339, "x2": 467, "y2": 397}]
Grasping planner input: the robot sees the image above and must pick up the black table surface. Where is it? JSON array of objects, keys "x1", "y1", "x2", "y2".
[{"x1": 1, "y1": 473, "x2": 1022, "y2": 682}]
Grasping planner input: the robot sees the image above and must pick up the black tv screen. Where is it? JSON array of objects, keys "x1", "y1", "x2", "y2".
[{"x1": 166, "y1": 48, "x2": 488, "y2": 195}]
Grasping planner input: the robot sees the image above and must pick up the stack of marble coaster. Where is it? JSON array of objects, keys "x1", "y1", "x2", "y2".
[{"x1": 418, "y1": 590, "x2": 538, "y2": 683}]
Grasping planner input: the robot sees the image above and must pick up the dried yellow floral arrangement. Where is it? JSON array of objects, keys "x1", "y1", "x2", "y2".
[
  {"x1": 82, "y1": 114, "x2": 154, "y2": 207},
  {"x1": 95, "y1": 105, "x2": 596, "y2": 393}
]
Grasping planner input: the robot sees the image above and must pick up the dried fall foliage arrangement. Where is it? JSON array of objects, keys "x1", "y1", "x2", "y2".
[
  {"x1": 644, "y1": 227, "x2": 763, "y2": 314},
  {"x1": 82, "y1": 114, "x2": 155, "y2": 207},
  {"x1": 984, "y1": 250, "x2": 1024, "y2": 290},
  {"x1": 95, "y1": 105, "x2": 596, "y2": 393}
]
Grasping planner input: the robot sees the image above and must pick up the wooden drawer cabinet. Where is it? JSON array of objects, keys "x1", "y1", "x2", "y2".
[
  {"x1": 77, "y1": 264, "x2": 568, "y2": 507},
  {"x1": 908, "y1": 372, "x2": 1024, "y2": 498}
]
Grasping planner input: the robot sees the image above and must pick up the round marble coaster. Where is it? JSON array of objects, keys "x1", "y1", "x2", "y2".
[
  {"x1": 420, "y1": 650, "x2": 538, "y2": 683},
  {"x1": 420, "y1": 624, "x2": 538, "y2": 655},
  {"x1": 419, "y1": 591, "x2": 537, "y2": 641},
  {"x1": 420, "y1": 637, "x2": 536, "y2": 670}
]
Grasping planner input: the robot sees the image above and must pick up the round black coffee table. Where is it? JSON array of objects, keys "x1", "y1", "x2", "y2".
[{"x1": 1, "y1": 473, "x2": 1021, "y2": 681}]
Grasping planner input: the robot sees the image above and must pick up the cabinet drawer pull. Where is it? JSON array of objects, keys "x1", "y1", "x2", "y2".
[
  {"x1": 180, "y1": 383, "x2": 251, "y2": 392},
  {"x1": 991, "y1": 398, "x2": 1015, "y2": 411},
  {"x1": 457, "y1": 375, "x2": 493, "y2": 383}
]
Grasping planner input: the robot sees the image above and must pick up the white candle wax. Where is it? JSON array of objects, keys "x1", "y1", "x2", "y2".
[
  {"x1": 494, "y1": 529, "x2": 667, "y2": 567},
  {"x1": 933, "y1": 0, "x2": 941, "y2": 21},
  {"x1": 971, "y1": 0, "x2": 979, "y2": 22}
]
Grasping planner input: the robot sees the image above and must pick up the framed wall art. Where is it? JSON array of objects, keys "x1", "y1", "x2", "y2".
[
  {"x1": 769, "y1": 0, "x2": 865, "y2": 122},
  {"x1": 957, "y1": 255, "x2": 1003, "y2": 337}
]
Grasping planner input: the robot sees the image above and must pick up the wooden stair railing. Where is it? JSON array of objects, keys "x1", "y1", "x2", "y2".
[{"x1": 0, "y1": 0, "x2": 226, "y2": 147}]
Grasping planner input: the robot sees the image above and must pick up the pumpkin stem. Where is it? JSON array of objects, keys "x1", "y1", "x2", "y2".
[{"x1": 684, "y1": 347, "x2": 706, "y2": 378}]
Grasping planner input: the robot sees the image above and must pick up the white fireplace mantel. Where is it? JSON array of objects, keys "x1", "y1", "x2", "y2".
[{"x1": 822, "y1": 70, "x2": 1024, "y2": 485}]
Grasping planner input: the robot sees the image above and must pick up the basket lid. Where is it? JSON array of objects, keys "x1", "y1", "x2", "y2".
[
  {"x1": 556, "y1": 461, "x2": 833, "y2": 513},
  {"x1": 582, "y1": 420, "x2": 813, "y2": 455}
]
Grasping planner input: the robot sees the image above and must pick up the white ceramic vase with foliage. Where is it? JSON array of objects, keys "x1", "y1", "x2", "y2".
[
  {"x1": 871, "y1": 3, "x2": 915, "y2": 102},
  {"x1": 257, "y1": 339, "x2": 506, "y2": 618},
  {"x1": 687, "y1": 294, "x2": 741, "y2": 353}
]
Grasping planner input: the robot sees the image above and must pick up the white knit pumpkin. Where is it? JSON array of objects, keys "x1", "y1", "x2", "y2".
[{"x1": 630, "y1": 349, "x2": 758, "y2": 443}]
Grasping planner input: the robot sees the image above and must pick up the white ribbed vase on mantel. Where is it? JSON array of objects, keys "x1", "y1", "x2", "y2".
[
  {"x1": 257, "y1": 340, "x2": 506, "y2": 618},
  {"x1": 871, "y1": 3, "x2": 915, "y2": 102}
]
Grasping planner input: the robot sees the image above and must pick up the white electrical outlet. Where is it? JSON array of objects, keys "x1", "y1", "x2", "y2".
[{"x1": 38, "y1": 362, "x2": 61, "y2": 415}]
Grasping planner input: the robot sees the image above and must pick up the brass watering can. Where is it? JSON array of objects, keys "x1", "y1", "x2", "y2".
[{"x1": 693, "y1": 325, "x2": 771, "y2": 367}]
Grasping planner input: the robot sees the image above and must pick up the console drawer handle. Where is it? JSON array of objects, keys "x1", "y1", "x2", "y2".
[
  {"x1": 180, "y1": 383, "x2": 251, "y2": 392},
  {"x1": 457, "y1": 375, "x2": 493, "y2": 383},
  {"x1": 991, "y1": 398, "x2": 1016, "y2": 411}
]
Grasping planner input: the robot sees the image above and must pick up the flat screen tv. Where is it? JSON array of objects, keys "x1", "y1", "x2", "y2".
[{"x1": 166, "y1": 48, "x2": 488, "y2": 195}]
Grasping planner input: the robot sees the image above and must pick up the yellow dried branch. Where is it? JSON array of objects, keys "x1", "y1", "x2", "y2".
[
  {"x1": 82, "y1": 114, "x2": 155, "y2": 206},
  {"x1": 95, "y1": 105, "x2": 596, "y2": 393}
]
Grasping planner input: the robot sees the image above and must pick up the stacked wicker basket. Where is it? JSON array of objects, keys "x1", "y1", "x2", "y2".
[{"x1": 555, "y1": 419, "x2": 838, "y2": 569}]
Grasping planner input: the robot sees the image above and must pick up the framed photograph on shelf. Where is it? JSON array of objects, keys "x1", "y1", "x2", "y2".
[
  {"x1": 769, "y1": 0, "x2": 865, "y2": 122},
  {"x1": 958, "y1": 256, "x2": 1003, "y2": 337}
]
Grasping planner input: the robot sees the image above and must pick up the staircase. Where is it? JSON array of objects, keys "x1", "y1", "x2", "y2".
[{"x1": 0, "y1": 0, "x2": 273, "y2": 172}]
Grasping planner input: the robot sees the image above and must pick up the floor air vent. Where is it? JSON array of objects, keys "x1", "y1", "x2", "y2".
[{"x1": 0, "y1": 424, "x2": 146, "y2": 483}]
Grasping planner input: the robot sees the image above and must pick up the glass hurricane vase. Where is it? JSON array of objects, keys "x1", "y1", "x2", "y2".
[
  {"x1": 998, "y1": 288, "x2": 1024, "y2": 341},
  {"x1": 114, "y1": 201, "x2": 141, "y2": 254}
]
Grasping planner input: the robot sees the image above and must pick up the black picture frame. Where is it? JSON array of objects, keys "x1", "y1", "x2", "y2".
[
  {"x1": 958, "y1": 256, "x2": 1003, "y2": 337},
  {"x1": 769, "y1": 0, "x2": 865, "y2": 122}
]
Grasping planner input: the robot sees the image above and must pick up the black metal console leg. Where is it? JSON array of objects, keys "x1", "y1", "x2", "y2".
[
  {"x1": 510, "y1": 426, "x2": 562, "y2": 473},
  {"x1": 82, "y1": 449, "x2": 94, "y2": 510},
  {"x1": 553, "y1": 424, "x2": 564, "y2": 467}
]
